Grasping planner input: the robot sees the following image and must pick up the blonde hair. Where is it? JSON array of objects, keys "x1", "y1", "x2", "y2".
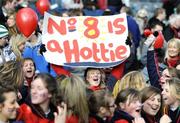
[
  {"x1": 0, "y1": 60, "x2": 24, "y2": 89},
  {"x1": 9, "y1": 34, "x2": 26, "y2": 61},
  {"x1": 113, "y1": 71, "x2": 146, "y2": 98},
  {"x1": 166, "y1": 77, "x2": 180, "y2": 100},
  {"x1": 165, "y1": 38, "x2": 180, "y2": 60},
  {"x1": 57, "y1": 74, "x2": 89, "y2": 123}
]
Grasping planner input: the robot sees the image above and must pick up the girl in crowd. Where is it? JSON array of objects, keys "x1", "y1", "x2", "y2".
[
  {"x1": 19, "y1": 58, "x2": 36, "y2": 104},
  {"x1": 0, "y1": 86, "x2": 19, "y2": 123},
  {"x1": 141, "y1": 86, "x2": 163, "y2": 123},
  {"x1": 88, "y1": 90, "x2": 115, "y2": 123},
  {"x1": 17, "y1": 73, "x2": 58, "y2": 123},
  {"x1": 165, "y1": 38, "x2": 180, "y2": 68},
  {"x1": 112, "y1": 71, "x2": 146, "y2": 98},
  {"x1": 111, "y1": 88, "x2": 145, "y2": 123},
  {"x1": 56, "y1": 74, "x2": 90, "y2": 123},
  {"x1": 9, "y1": 34, "x2": 27, "y2": 61},
  {"x1": 6, "y1": 11, "x2": 19, "y2": 37},
  {"x1": 161, "y1": 78, "x2": 180, "y2": 123},
  {"x1": 84, "y1": 67, "x2": 106, "y2": 91}
]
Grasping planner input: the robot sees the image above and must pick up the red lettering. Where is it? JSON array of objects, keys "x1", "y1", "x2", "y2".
[
  {"x1": 80, "y1": 47, "x2": 92, "y2": 59},
  {"x1": 48, "y1": 18, "x2": 67, "y2": 35},
  {"x1": 108, "y1": 18, "x2": 126, "y2": 34},
  {"x1": 92, "y1": 43, "x2": 101, "y2": 62},
  {"x1": 84, "y1": 17, "x2": 100, "y2": 39},
  {"x1": 116, "y1": 45, "x2": 127, "y2": 59},
  {"x1": 108, "y1": 21, "x2": 113, "y2": 33},
  {"x1": 109, "y1": 43, "x2": 115, "y2": 61},
  {"x1": 47, "y1": 40, "x2": 63, "y2": 53},
  {"x1": 114, "y1": 18, "x2": 126, "y2": 34},
  {"x1": 64, "y1": 40, "x2": 79, "y2": 63},
  {"x1": 100, "y1": 43, "x2": 109, "y2": 62}
]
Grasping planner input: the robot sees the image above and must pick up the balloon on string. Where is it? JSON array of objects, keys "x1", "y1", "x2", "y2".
[
  {"x1": 36, "y1": 0, "x2": 50, "y2": 15},
  {"x1": 16, "y1": 7, "x2": 38, "y2": 37}
]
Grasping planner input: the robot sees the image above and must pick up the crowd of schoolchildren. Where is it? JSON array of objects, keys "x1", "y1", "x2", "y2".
[{"x1": 0, "y1": 0, "x2": 180, "y2": 123}]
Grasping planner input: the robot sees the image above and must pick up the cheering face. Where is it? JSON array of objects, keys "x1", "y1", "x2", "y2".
[
  {"x1": 23, "y1": 60, "x2": 35, "y2": 78},
  {"x1": 123, "y1": 98, "x2": 142, "y2": 118},
  {"x1": 168, "y1": 45, "x2": 179, "y2": 58},
  {"x1": 0, "y1": 92, "x2": 19, "y2": 120},
  {"x1": 161, "y1": 84, "x2": 176, "y2": 106},
  {"x1": 86, "y1": 69, "x2": 101, "y2": 86},
  {"x1": 142, "y1": 94, "x2": 161, "y2": 116},
  {"x1": 30, "y1": 78, "x2": 51, "y2": 105}
]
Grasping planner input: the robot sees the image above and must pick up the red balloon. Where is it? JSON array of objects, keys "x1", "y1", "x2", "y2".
[
  {"x1": 36, "y1": 0, "x2": 50, "y2": 15},
  {"x1": 144, "y1": 29, "x2": 152, "y2": 37},
  {"x1": 154, "y1": 32, "x2": 164, "y2": 49},
  {"x1": 16, "y1": 8, "x2": 38, "y2": 37}
]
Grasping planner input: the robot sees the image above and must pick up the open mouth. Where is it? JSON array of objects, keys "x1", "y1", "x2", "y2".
[
  {"x1": 27, "y1": 70, "x2": 32, "y2": 73},
  {"x1": 135, "y1": 109, "x2": 141, "y2": 113},
  {"x1": 93, "y1": 78, "x2": 98, "y2": 81},
  {"x1": 163, "y1": 97, "x2": 168, "y2": 101}
]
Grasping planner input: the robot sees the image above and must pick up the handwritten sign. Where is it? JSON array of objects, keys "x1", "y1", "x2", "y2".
[{"x1": 42, "y1": 12, "x2": 130, "y2": 68}]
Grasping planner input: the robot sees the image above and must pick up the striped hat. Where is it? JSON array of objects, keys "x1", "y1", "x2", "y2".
[{"x1": 0, "y1": 25, "x2": 8, "y2": 38}]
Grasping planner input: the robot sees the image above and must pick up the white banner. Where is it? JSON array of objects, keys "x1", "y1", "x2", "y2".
[{"x1": 42, "y1": 12, "x2": 130, "y2": 68}]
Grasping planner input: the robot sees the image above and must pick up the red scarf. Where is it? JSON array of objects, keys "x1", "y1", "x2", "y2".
[
  {"x1": 167, "y1": 56, "x2": 180, "y2": 68},
  {"x1": 89, "y1": 85, "x2": 102, "y2": 91}
]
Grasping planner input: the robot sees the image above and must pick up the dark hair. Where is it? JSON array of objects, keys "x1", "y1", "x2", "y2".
[
  {"x1": 34, "y1": 73, "x2": 58, "y2": 104},
  {"x1": 115, "y1": 88, "x2": 141, "y2": 107},
  {"x1": 141, "y1": 86, "x2": 161, "y2": 103},
  {"x1": 84, "y1": 67, "x2": 101, "y2": 80},
  {"x1": 0, "y1": 86, "x2": 17, "y2": 104},
  {"x1": 141, "y1": 86, "x2": 163, "y2": 118},
  {"x1": 147, "y1": 19, "x2": 163, "y2": 29},
  {"x1": 88, "y1": 90, "x2": 113, "y2": 114},
  {"x1": 22, "y1": 57, "x2": 36, "y2": 70},
  {"x1": 30, "y1": 73, "x2": 58, "y2": 118}
]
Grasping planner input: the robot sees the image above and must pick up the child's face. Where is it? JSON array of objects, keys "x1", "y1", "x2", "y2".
[
  {"x1": 0, "y1": 92, "x2": 19, "y2": 121},
  {"x1": 86, "y1": 69, "x2": 101, "y2": 86},
  {"x1": 168, "y1": 45, "x2": 179, "y2": 58},
  {"x1": 23, "y1": 60, "x2": 35, "y2": 78},
  {"x1": 30, "y1": 78, "x2": 51, "y2": 105},
  {"x1": 142, "y1": 94, "x2": 161, "y2": 116},
  {"x1": 161, "y1": 84, "x2": 177, "y2": 106},
  {"x1": 123, "y1": 98, "x2": 142, "y2": 118}
]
